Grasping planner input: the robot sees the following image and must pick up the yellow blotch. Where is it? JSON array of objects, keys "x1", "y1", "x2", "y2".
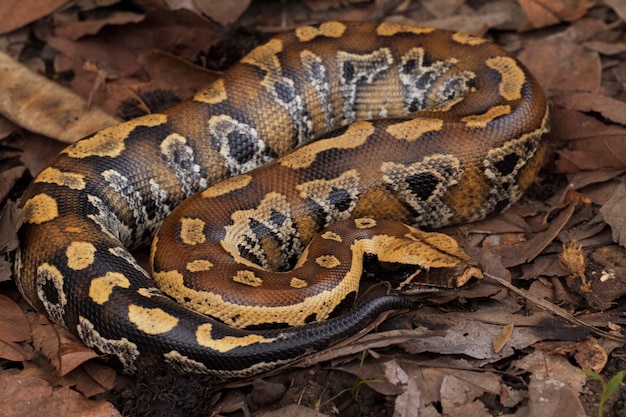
[
  {"x1": 128, "y1": 305, "x2": 179, "y2": 335},
  {"x1": 186, "y1": 259, "x2": 214, "y2": 272},
  {"x1": 295, "y1": 21, "x2": 346, "y2": 42},
  {"x1": 486, "y1": 57, "x2": 525, "y2": 101},
  {"x1": 233, "y1": 270, "x2": 263, "y2": 287},
  {"x1": 64, "y1": 226, "x2": 83, "y2": 233},
  {"x1": 137, "y1": 288, "x2": 157, "y2": 298},
  {"x1": 196, "y1": 323, "x2": 276, "y2": 353},
  {"x1": 194, "y1": 78, "x2": 227, "y2": 104},
  {"x1": 241, "y1": 38, "x2": 282, "y2": 71},
  {"x1": 376, "y1": 22, "x2": 435, "y2": 37},
  {"x1": 64, "y1": 114, "x2": 167, "y2": 158},
  {"x1": 201, "y1": 175, "x2": 252, "y2": 199},
  {"x1": 461, "y1": 105, "x2": 512, "y2": 128},
  {"x1": 23, "y1": 193, "x2": 59, "y2": 224},
  {"x1": 355, "y1": 218, "x2": 377, "y2": 229},
  {"x1": 66, "y1": 241, "x2": 96, "y2": 271},
  {"x1": 315, "y1": 255, "x2": 341, "y2": 269},
  {"x1": 35, "y1": 167, "x2": 86, "y2": 190},
  {"x1": 321, "y1": 231, "x2": 342, "y2": 242},
  {"x1": 279, "y1": 121, "x2": 374, "y2": 169},
  {"x1": 290, "y1": 277, "x2": 308, "y2": 289},
  {"x1": 452, "y1": 32, "x2": 487, "y2": 45},
  {"x1": 89, "y1": 272, "x2": 130, "y2": 305},
  {"x1": 386, "y1": 117, "x2": 443, "y2": 142},
  {"x1": 180, "y1": 218, "x2": 206, "y2": 245}
]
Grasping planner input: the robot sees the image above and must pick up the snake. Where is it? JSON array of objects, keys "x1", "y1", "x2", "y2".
[{"x1": 15, "y1": 21, "x2": 549, "y2": 379}]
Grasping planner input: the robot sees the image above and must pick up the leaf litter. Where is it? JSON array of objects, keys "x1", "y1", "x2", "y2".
[{"x1": 0, "y1": 1, "x2": 626, "y2": 416}]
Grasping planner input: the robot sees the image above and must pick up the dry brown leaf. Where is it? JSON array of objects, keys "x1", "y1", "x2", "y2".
[
  {"x1": 0, "y1": 50, "x2": 119, "y2": 144},
  {"x1": 517, "y1": 0, "x2": 561, "y2": 30},
  {"x1": 494, "y1": 201, "x2": 577, "y2": 268},
  {"x1": 552, "y1": 92, "x2": 626, "y2": 126},
  {"x1": 31, "y1": 315, "x2": 100, "y2": 377},
  {"x1": 54, "y1": 11, "x2": 145, "y2": 41},
  {"x1": 517, "y1": 0, "x2": 593, "y2": 31},
  {"x1": 61, "y1": 362, "x2": 117, "y2": 398},
  {"x1": 492, "y1": 322, "x2": 514, "y2": 353},
  {"x1": 0, "y1": 0, "x2": 68, "y2": 34},
  {"x1": 0, "y1": 369, "x2": 121, "y2": 417},
  {"x1": 193, "y1": 0, "x2": 251, "y2": 25},
  {"x1": 0, "y1": 339, "x2": 31, "y2": 362},
  {"x1": 599, "y1": 182, "x2": 626, "y2": 248},
  {"x1": 582, "y1": 245, "x2": 626, "y2": 310},
  {"x1": 0, "y1": 294, "x2": 31, "y2": 343},
  {"x1": 256, "y1": 404, "x2": 328, "y2": 417},
  {"x1": 518, "y1": 36, "x2": 601, "y2": 94},
  {"x1": 604, "y1": 0, "x2": 626, "y2": 22},
  {"x1": 528, "y1": 373, "x2": 587, "y2": 417},
  {"x1": 584, "y1": 40, "x2": 626, "y2": 55}
]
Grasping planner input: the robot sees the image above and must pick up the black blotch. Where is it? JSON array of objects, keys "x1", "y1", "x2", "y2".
[
  {"x1": 327, "y1": 291, "x2": 357, "y2": 318},
  {"x1": 415, "y1": 72, "x2": 437, "y2": 90},
  {"x1": 409, "y1": 98, "x2": 421, "y2": 112},
  {"x1": 494, "y1": 153, "x2": 520, "y2": 177},
  {"x1": 343, "y1": 61, "x2": 355, "y2": 82},
  {"x1": 309, "y1": 60, "x2": 325, "y2": 80},
  {"x1": 269, "y1": 209, "x2": 288, "y2": 227},
  {"x1": 304, "y1": 313, "x2": 317, "y2": 324},
  {"x1": 40, "y1": 280, "x2": 61, "y2": 306},
  {"x1": 247, "y1": 65, "x2": 268, "y2": 80},
  {"x1": 402, "y1": 59, "x2": 416, "y2": 74},
  {"x1": 249, "y1": 218, "x2": 273, "y2": 239},
  {"x1": 328, "y1": 187, "x2": 352, "y2": 212},
  {"x1": 227, "y1": 129, "x2": 257, "y2": 164},
  {"x1": 274, "y1": 81, "x2": 295, "y2": 103},
  {"x1": 422, "y1": 53, "x2": 434, "y2": 67},
  {"x1": 406, "y1": 172, "x2": 440, "y2": 200},
  {"x1": 237, "y1": 238, "x2": 265, "y2": 267}
]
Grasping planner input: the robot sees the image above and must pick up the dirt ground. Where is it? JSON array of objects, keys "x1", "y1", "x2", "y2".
[{"x1": 1, "y1": 1, "x2": 626, "y2": 416}]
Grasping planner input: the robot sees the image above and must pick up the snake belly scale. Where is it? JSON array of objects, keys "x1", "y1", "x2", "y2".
[{"x1": 16, "y1": 21, "x2": 549, "y2": 377}]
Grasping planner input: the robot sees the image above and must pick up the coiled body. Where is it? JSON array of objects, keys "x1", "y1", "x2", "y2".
[{"x1": 16, "y1": 22, "x2": 548, "y2": 377}]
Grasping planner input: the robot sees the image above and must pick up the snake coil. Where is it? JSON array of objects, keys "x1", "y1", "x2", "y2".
[{"x1": 16, "y1": 21, "x2": 549, "y2": 378}]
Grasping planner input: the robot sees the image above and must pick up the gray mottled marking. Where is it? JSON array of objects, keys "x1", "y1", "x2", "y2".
[
  {"x1": 382, "y1": 154, "x2": 462, "y2": 228},
  {"x1": 337, "y1": 48, "x2": 393, "y2": 123},
  {"x1": 77, "y1": 316, "x2": 140, "y2": 373}
]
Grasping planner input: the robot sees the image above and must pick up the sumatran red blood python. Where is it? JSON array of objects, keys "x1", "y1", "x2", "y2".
[{"x1": 16, "y1": 21, "x2": 549, "y2": 378}]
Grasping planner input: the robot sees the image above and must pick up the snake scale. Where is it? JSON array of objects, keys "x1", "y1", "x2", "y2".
[{"x1": 16, "y1": 21, "x2": 549, "y2": 378}]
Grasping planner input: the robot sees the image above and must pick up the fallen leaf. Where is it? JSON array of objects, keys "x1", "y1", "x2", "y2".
[
  {"x1": 551, "y1": 92, "x2": 626, "y2": 126},
  {"x1": 0, "y1": 369, "x2": 121, "y2": 417},
  {"x1": 61, "y1": 362, "x2": 117, "y2": 398},
  {"x1": 517, "y1": 0, "x2": 593, "y2": 31},
  {"x1": 54, "y1": 11, "x2": 145, "y2": 41},
  {"x1": 0, "y1": 294, "x2": 31, "y2": 343},
  {"x1": 494, "y1": 201, "x2": 577, "y2": 268},
  {"x1": 31, "y1": 315, "x2": 100, "y2": 377},
  {"x1": 0, "y1": 0, "x2": 67, "y2": 35},
  {"x1": 518, "y1": 35, "x2": 601, "y2": 94},
  {"x1": 492, "y1": 322, "x2": 514, "y2": 353},
  {"x1": 256, "y1": 403, "x2": 328, "y2": 417},
  {"x1": 599, "y1": 182, "x2": 626, "y2": 248},
  {"x1": 193, "y1": 0, "x2": 251, "y2": 25},
  {"x1": 0, "y1": 50, "x2": 119, "y2": 144}
]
